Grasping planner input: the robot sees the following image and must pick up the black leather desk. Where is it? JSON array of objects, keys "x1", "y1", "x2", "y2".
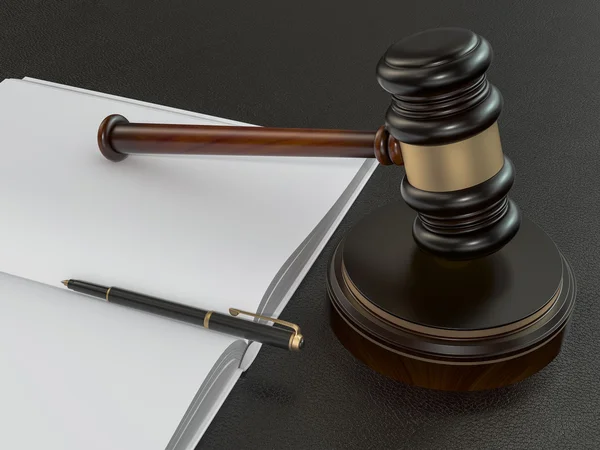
[{"x1": 3, "y1": 1, "x2": 599, "y2": 448}]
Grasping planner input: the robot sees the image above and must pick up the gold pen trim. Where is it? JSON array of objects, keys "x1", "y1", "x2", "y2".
[
  {"x1": 228, "y1": 308, "x2": 304, "y2": 351},
  {"x1": 105, "y1": 287, "x2": 112, "y2": 301},
  {"x1": 204, "y1": 311, "x2": 213, "y2": 329}
]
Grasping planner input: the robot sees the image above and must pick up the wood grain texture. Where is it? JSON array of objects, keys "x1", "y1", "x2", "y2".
[
  {"x1": 97, "y1": 115, "x2": 403, "y2": 165},
  {"x1": 326, "y1": 199, "x2": 576, "y2": 391},
  {"x1": 330, "y1": 304, "x2": 567, "y2": 391}
]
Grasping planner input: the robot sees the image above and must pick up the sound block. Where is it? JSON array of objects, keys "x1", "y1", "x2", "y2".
[{"x1": 327, "y1": 201, "x2": 576, "y2": 391}]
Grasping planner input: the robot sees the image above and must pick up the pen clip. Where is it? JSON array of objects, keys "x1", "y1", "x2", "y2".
[{"x1": 229, "y1": 308, "x2": 304, "y2": 351}]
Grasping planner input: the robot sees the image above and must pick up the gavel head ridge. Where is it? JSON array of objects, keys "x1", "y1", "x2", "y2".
[{"x1": 376, "y1": 27, "x2": 521, "y2": 260}]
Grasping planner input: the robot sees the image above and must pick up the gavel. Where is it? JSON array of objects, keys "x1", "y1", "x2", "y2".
[
  {"x1": 96, "y1": 27, "x2": 575, "y2": 391},
  {"x1": 98, "y1": 27, "x2": 520, "y2": 262}
]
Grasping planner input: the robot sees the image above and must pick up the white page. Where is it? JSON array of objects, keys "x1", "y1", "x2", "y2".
[
  {"x1": 0, "y1": 271, "x2": 239, "y2": 450},
  {"x1": 21, "y1": 77, "x2": 256, "y2": 127},
  {"x1": 0, "y1": 79, "x2": 367, "y2": 314}
]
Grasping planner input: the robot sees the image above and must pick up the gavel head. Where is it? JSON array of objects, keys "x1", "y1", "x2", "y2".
[{"x1": 376, "y1": 27, "x2": 521, "y2": 260}]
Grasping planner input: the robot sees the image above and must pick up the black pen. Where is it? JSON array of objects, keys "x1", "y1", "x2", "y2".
[{"x1": 62, "y1": 279, "x2": 304, "y2": 351}]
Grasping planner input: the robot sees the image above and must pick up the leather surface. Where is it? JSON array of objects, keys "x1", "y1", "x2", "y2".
[{"x1": 2, "y1": 1, "x2": 599, "y2": 448}]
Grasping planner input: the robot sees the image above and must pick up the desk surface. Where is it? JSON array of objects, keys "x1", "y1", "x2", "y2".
[{"x1": 3, "y1": 1, "x2": 599, "y2": 448}]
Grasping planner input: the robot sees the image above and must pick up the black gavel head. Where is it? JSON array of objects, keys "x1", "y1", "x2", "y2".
[{"x1": 376, "y1": 27, "x2": 521, "y2": 260}]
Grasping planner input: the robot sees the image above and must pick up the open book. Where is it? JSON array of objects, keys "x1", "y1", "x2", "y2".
[{"x1": 0, "y1": 77, "x2": 377, "y2": 449}]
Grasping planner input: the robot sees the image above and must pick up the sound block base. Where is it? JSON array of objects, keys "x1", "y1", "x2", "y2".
[{"x1": 327, "y1": 201, "x2": 576, "y2": 391}]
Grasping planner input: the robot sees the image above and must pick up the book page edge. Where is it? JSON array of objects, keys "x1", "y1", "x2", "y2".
[
  {"x1": 166, "y1": 339, "x2": 247, "y2": 450},
  {"x1": 19, "y1": 77, "x2": 258, "y2": 127}
]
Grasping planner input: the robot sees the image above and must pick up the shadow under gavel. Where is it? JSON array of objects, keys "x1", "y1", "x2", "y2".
[{"x1": 97, "y1": 114, "x2": 404, "y2": 166}]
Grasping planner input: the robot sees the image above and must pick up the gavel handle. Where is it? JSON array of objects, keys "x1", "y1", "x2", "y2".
[{"x1": 97, "y1": 114, "x2": 404, "y2": 166}]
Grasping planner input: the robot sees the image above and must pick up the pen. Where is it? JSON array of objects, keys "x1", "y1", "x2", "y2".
[{"x1": 61, "y1": 279, "x2": 304, "y2": 351}]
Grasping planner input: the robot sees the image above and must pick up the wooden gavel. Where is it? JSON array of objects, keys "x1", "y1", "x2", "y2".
[
  {"x1": 96, "y1": 27, "x2": 521, "y2": 261},
  {"x1": 98, "y1": 115, "x2": 403, "y2": 165}
]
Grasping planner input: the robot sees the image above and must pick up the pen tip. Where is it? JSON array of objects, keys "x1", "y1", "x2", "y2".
[{"x1": 61, "y1": 280, "x2": 69, "y2": 286}]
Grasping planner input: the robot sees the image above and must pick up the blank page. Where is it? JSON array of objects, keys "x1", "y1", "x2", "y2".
[
  {"x1": 0, "y1": 272, "x2": 239, "y2": 450},
  {"x1": 0, "y1": 79, "x2": 367, "y2": 314}
]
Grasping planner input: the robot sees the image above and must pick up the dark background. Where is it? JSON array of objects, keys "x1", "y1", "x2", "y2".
[{"x1": 2, "y1": 1, "x2": 599, "y2": 448}]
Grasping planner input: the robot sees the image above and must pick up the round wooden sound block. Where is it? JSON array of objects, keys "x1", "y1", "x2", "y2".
[{"x1": 327, "y1": 201, "x2": 576, "y2": 391}]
